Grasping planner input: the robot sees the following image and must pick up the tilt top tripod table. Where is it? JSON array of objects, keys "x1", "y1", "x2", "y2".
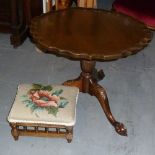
[{"x1": 30, "y1": 8, "x2": 152, "y2": 136}]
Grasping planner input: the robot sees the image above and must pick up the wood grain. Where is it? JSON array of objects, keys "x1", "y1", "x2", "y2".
[{"x1": 30, "y1": 8, "x2": 152, "y2": 61}]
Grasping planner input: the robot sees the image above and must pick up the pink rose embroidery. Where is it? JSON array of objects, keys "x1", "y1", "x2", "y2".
[
  {"x1": 22, "y1": 84, "x2": 68, "y2": 116},
  {"x1": 30, "y1": 90, "x2": 60, "y2": 107}
]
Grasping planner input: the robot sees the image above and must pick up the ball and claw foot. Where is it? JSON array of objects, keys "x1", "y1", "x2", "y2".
[
  {"x1": 13, "y1": 136, "x2": 19, "y2": 141},
  {"x1": 67, "y1": 138, "x2": 72, "y2": 143},
  {"x1": 114, "y1": 122, "x2": 127, "y2": 136}
]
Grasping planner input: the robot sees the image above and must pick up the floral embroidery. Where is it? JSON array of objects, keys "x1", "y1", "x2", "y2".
[{"x1": 21, "y1": 84, "x2": 69, "y2": 117}]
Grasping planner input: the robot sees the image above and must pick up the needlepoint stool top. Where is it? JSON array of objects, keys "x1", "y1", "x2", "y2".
[{"x1": 8, "y1": 84, "x2": 79, "y2": 126}]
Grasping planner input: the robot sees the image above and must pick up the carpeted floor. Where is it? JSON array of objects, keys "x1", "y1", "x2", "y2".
[{"x1": 0, "y1": 1, "x2": 155, "y2": 155}]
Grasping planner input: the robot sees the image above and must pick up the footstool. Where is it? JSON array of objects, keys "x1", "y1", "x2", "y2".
[{"x1": 8, "y1": 84, "x2": 79, "y2": 143}]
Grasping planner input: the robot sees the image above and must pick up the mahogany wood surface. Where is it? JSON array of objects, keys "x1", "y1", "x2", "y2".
[
  {"x1": 31, "y1": 8, "x2": 152, "y2": 61},
  {"x1": 0, "y1": 0, "x2": 11, "y2": 32},
  {"x1": 30, "y1": 8, "x2": 152, "y2": 136},
  {"x1": 0, "y1": 0, "x2": 42, "y2": 47}
]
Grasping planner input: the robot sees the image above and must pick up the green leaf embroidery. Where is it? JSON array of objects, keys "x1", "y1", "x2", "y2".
[
  {"x1": 32, "y1": 84, "x2": 42, "y2": 89},
  {"x1": 42, "y1": 85, "x2": 53, "y2": 91},
  {"x1": 31, "y1": 104, "x2": 39, "y2": 113},
  {"x1": 52, "y1": 89, "x2": 63, "y2": 96},
  {"x1": 59, "y1": 100, "x2": 68, "y2": 108},
  {"x1": 22, "y1": 95, "x2": 27, "y2": 98},
  {"x1": 47, "y1": 107, "x2": 59, "y2": 116},
  {"x1": 29, "y1": 84, "x2": 53, "y2": 93},
  {"x1": 60, "y1": 96, "x2": 67, "y2": 100}
]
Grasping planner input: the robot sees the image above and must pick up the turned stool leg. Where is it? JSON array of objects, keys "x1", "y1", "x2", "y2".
[
  {"x1": 66, "y1": 126, "x2": 73, "y2": 143},
  {"x1": 10, "y1": 123, "x2": 19, "y2": 141}
]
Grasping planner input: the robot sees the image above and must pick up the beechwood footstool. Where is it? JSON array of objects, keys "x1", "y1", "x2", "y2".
[{"x1": 8, "y1": 84, "x2": 79, "y2": 143}]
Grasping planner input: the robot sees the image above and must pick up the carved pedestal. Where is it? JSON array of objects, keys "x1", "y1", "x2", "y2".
[{"x1": 64, "y1": 60, "x2": 127, "y2": 136}]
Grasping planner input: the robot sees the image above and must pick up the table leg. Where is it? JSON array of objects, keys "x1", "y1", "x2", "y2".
[
  {"x1": 63, "y1": 60, "x2": 127, "y2": 136},
  {"x1": 89, "y1": 82, "x2": 127, "y2": 136}
]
